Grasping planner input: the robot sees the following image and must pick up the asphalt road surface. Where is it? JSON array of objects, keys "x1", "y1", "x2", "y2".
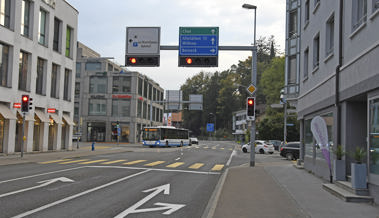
[{"x1": 0, "y1": 141, "x2": 249, "y2": 218}]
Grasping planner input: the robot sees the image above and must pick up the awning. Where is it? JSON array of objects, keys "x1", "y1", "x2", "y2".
[
  {"x1": 62, "y1": 114, "x2": 75, "y2": 126},
  {"x1": 17, "y1": 110, "x2": 35, "y2": 121},
  {"x1": 49, "y1": 113, "x2": 63, "y2": 124},
  {"x1": 35, "y1": 110, "x2": 50, "y2": 123},
  {"x1": 0, "y1": 104, "x2": 17, "y2": 120}
]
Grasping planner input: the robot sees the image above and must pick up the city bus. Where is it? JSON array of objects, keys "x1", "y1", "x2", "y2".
[{"x1": 142, "y1": 126, "x2": 190, "y2": 147}]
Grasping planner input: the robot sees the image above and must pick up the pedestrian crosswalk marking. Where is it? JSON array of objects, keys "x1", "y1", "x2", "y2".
[
  {"x1": 144, "y1": 161, "x2": 165, "y2": 166},
  {"x1": 101, "y1": 160, "x2": 127, "y2": 164},
  {"x1": 220, "y1": 148, "x2": 224, "y2": 150},
  {"x1": 59, "y1": 159, "x2": 90, "y2": 164},
  {"x1": 166, "y1": 162, "x2": 184, "y2": 168},
  {"x1": 211, "y1": 164, "x2": 224, "y2": 171},
  {"x1": 39, "y1": 159, "x2": 72, "y2": 164},
  {"x1": 123, "y1": 160, "x2": 147, "y2": 165},
  {"x1": 204, "y1": 147, "x2": 209, "y2": 149},
  {"x1": 189, "y1": 163, "x2": 204, "y2": 169},
  {"x1": 79, "y1": 159, "x2": 108, "y2": 164}
]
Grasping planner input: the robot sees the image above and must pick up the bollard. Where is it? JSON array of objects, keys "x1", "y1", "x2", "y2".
[{"x1": 91, "y1": 142, "x2": 95, "y2": 151}]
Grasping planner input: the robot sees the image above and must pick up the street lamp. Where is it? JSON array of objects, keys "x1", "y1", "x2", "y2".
[{"x1": 243, "y1": 3, "x2": 257, "y2": 167}]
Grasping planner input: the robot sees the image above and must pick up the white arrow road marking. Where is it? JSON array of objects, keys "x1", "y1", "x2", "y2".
[
  {"x1": 114, "y1": 184, "x2": 185, "y2": 217},
  {"x1": 11, "y1": 170, "x2": 150, "y2": 218},
  {"x1": 0, "y1": 177, "x2": 74, "y2": 198}
]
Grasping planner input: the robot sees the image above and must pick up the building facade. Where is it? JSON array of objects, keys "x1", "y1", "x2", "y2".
[
  {"x1": 286, "y1": 0, "x2": 379, "y2": 203},
  {"x1": 232, "y1": 110, "x2": 248, "y2": 143},
  {"x1": 75, "y1": 42, "x2": 164, "y2": 143},
  {"x1": 0, "y1": 0, "x2": 78, "y2": 154}
]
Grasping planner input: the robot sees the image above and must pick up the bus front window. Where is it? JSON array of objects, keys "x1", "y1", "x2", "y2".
[{"x1": 142, "y1": 129, "x2": 160, "y2": 140}]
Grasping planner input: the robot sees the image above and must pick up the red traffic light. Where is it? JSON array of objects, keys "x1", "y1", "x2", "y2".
[
  {"x1": 248, "y1": 99, "x2": 254, "y2": 105},
  {"x1": 186, "y1": 58, "x2": 193, "y2": 64},
  {"x1": 129, "y1": 57, "x2": 137, "y2": 64},
  {"x1": 22, "y1": 96, "x2": 29, "y2": 102}
]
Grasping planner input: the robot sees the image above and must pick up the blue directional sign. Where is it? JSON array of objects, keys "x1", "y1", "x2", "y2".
[
  {"x1": 179, "y1": 27, "x2": 219, "y2": 56},
  {"x1": 206, "y1": 123, "x2": 215, "y2": 132}
]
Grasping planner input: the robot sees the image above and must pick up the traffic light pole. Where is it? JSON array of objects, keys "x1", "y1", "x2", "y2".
[{"x1": 21, "y1": 113, "x2": 25, "y2": 158}]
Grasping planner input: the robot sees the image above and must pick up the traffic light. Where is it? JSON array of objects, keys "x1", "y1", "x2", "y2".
[
  {"x1": 21, "y1": 95, "x2": 30, "y2": 113},
  {"x1": 125, "y1": 56, "x2": 159, "y2": 67},
  {"x1": 178, "y1": 56, "x2": 218, "y2": 67},
  {"x1": 246, "y1": 97, "x2": 255, "y2": 118}
]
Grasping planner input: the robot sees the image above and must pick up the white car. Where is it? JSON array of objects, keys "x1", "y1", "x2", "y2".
[
  {"x1": 190, "y1": 137, "x2": 198, "y2": 145},
  {"x1": 242, "y1": 140, "x2": 274, "y2": 154}
]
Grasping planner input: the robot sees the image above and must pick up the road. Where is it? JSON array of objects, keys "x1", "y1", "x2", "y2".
[{"x1": 0, "y1": 141, "x2": 249, "y2": 218}]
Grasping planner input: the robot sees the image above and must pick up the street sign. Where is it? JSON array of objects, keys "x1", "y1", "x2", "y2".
[
  {"x1": 179, "y1": 27, "x2": 219, "y2": 56},
  {"x1": 246, "y1": 84, "x2": 257, "y2": 95},
  {"x1": 47, "y1": 108, "x2": 56, "y2": 113},
  {"x1": 206, "y1": 123, "x2": 215, "y2": 132},
  {"x1": 189, "y1": 94, "x2": 203, "y2": 110}
]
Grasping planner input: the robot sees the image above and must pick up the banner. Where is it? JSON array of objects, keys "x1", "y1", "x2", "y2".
[{"x1": 311, "y1": 116, "x2": 331, "y2": 173}]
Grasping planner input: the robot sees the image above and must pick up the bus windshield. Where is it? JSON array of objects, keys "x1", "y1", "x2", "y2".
[{"x1": 142, "y1": 128, "x2": 160, "y2": 140}]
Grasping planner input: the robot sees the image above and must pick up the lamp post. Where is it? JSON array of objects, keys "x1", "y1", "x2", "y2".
[{"x1": 242, "y1": 3, "x2": 257, "y2": 167}]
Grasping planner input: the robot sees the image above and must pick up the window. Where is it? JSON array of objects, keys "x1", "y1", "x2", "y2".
[
  {"x1": 51, "y1": 63, "x2": 59, "y2": 98},
  {"x1": 53, "y1": 18, "x2": 61, "y2": 52},
  {"x1": 289, "y1": 10, "x2": 298, "y2": 38},
  {"x1": 112, "y1": 99, "x2": 131, "y2": 117},
  {"x1": 113, "y1": 76, "x2": 131, "y2": 93},
  {"x1": 108, "y1": 63, "x2": 113, "y2": 71},
  {"x1": 36, "y1": 57, "x2": 46, "y2": 95},
  {"x1": 89, "y1": 76, "x2": 107, "y2": 93},
  {"x1": 18, "y1": 51, "x2": 29, "y2": 91},
  {"x1": 369, "y1": 98, "x2": 379, "y2": 175},
  {"x1": 313, "y1": 34, "x2": 320, "y2": 69},
  {"x1": 75, "y1": 82, "x2": 80, "y2": 96},
  {"x1": 352, "y1": 0, "x2": 367, "y2": 31},
  {"x1": 373, "y1": 0, "x2": 379, "y2": 13},
  {"x1": 0, "y1": 0, "x2": 11, "y2": 28},
  {"x1": 305, "y1": 0, "x2": 310, "y2": 24},
  {"x1": 75, "y1": 63, "x2": 81, "y2": 78},
  {"x1": 138, "y1": 77, "x2": 143, "y2": 96},
  {"x1": 74, "y1": 102, "x2": 79, "y2": 118},
  {"x1": 89, "y1": 99, "x2": 107, "y2": 116},
  {"x1": 303, "y1": 48, "x2": 309, "y2": 79},
  {"x1": 288, "y1": 55, "x2": 296, "y2": 84},
  {"x1": 137, "y1": 100, "x2": 142, "y2": 118},
  {"x1": 21, "y1": 0, "x2": 31, "y2": 37},
  {"x1": 85, "y1": 62, "x2": 101, "y2": 71},
  {"x1": 38, "y1": 9, "x2": 47, "y2": 45},
  {"x1": 63, "y1": 69, "x2": 71, "y2": 101},
  {"x1": 0, "y1": 43, "x2": 10, "y2": 87},
  {"x1": 304, "y1": 119, "x2": 313, "y2": 157},
  {"x1": 326, "y1": 14, "x2": 334, "y2": 56},
  {"x1": 65, "y1": 26, "x2": 73, "y2": 57},
  {"x1": 143, "y1": 80, "x2": 148, "y2": 98}
]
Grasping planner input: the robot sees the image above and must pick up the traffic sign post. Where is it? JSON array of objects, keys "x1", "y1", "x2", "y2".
[{"x1": 178, "y1": 27, "x2": 219, "y2": 67}]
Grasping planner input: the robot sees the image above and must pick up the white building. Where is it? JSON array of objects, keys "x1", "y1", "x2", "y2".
[
  {"x1": 286, "y1": 0, "x2": 379, "y2": 203},
  {"x1": 0, "y1": 0, "x2": 78, "y2": 154}
]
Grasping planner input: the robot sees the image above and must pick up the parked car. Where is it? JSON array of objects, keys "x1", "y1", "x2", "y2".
[
  {"x1": 190, "y1": 137, "x2": 198, "y2": 145},
  {"x1": 242, "y1": 140, "x2": 274, "y2": 154},
  {"x1": 269, "y1": 140, "x2": 281, "y2": 151},
  {"x1": 280, "y1": 142, "x2": 300, "y2": 160}
]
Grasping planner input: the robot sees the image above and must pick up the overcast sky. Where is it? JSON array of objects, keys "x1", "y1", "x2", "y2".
[{"x1": 66, "y1": 0, "x2": 286, "y2": 91}]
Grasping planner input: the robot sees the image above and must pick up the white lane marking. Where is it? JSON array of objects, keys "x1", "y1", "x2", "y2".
[
  {"x1": 86, "y1": 165, "x2": 221, "y2": 175},
  {"x1": 114, "y1": 184, "x2": 185, "y2": 217},
  {"x1": 0, "y1": 177, "x2": 74, "y2": 198},
  {"x1": 11, "y1": 170, "x2": 151, "y2": 218},
  {"x1": 175, "y1": 157, "x2": 181, "y2": 161},
  {"x1": 226, "y1": 150, "x2": 237, "y2": 166},
  {"x1": 0, "y1": 166, "x2": 85, "y2": 184}
]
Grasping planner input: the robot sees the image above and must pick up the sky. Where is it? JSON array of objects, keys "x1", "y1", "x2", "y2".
[{"x1": 66, "y1": 0, "x2": 286, "y2": 91}]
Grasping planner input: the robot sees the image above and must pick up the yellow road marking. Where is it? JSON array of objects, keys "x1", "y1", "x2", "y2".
[
  {"x1": 79, "y1": 159, "x2": 108, "y2": 164},
  {"x1": 101, "y1": 160, "x2": 127, "y2": 164},
  {"x1": 166, "y1": 162, "x2": 184, "y2": 168},
  {"x1": 211, "y1": 164, "x2": 224, "y2": 171},
  {"x1": 204, "y1": 147, "x2": 209, "y2": 149},
  {"x1": 144, "y1": 161, "x2": 165, "y2": 166},
  {"x1": 220, "y1": 148, "x2": 225, "y2": 150},
  {"x1": 123, "y1": 160, "x2": 147, "y2": 165},
  {"x1": 39, "y1": 159, "x2": 71, "y2": 164},
  {"x1": 59, "y1": 159, "x2": 90, "y2": 164},
  {"x1": 91, "y1": 146, "x2": 111, "y2": 150},
  {"x1": 189, "y1": 163, "x2": 204, "y2": 169},
  {"x1": 229, "y1": 148, "x2": 233, "y2": 151}
]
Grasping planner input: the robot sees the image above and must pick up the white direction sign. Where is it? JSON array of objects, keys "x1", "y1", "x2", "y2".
[
  {"x1": 114, "y1": 184, "x2": 185, "y2": 217},
  {"x1": 126, "y1": 27, "x2": 160, "y2": 55}
]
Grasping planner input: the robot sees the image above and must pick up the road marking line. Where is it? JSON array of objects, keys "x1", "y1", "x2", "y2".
[
  {"x1": 58, "y1": 159, "x2": 90, "y2": 164},
  {"x1": 229, "y1": 148, "x2": 233, "y2": 151},
  {"x1": 144, "y1": 161, "x2": 165, "y2": 166},
  {"x1": 11, "y1": 170, "x2": 151, "y2": 218},
  {"x1": 166, "y1": 162, "x2": 184, "y2": 168},
  {"x1": 86, "y1": 166, "x2": 220, "y2": 175},
  {"x1": 211, "y1": 164, "x2": 224, "y2": 171},
  {"x1": 123, "y1": 160, "x2": 147, "y2": 165},
  {"x1": 175, "y1": 157, "x2": 181, "y2": 161},
  {"x1": 204, "y1": 147, "x2": 209, "y2": 149},
  {"x1": 78, "y1": 159, "x2": 108, "y2": 164},
  {"x1": 220, "y1": 148, "x2": 225, "y2": 150},
  {"x1": 226, "y1": 150, "x2": 236, "y2": 166},
  {"x1": 101, "y1": 160, "x2": 127, "y2": 164},
  {"x1": 38, "y1": 159, "x2": 72, "y2": 164},
  {"x1": 188, "y1": 163, "x2": 204, "y2": 169}
]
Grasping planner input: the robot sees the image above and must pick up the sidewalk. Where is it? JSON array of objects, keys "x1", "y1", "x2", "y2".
[{"x1": 208, "y1": 162, "x2": 379, "y2": 218}]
